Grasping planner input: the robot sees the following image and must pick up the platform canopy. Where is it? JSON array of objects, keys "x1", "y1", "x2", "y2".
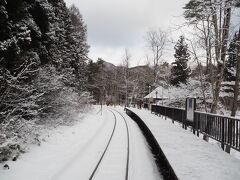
[{"x1": 144, "y1": 86, "x2": 168, "y2": 100}]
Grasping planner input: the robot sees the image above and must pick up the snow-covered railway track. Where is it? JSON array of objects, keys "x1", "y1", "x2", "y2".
[
  {"x1": 88, "y1": 110, "x2": 117, "y2": 179},
  {"x1": 89, "y1": 109, "x2": 130, "y2": 180},
  {"x1": 110, "y1": 108, "x2": 130, "y2": 180},
  {"x1": 0, "y1": 106, "x2": 162, "y2": 180}
]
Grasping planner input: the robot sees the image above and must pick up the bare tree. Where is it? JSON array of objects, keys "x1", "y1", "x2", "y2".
[
  {"x1": 188, "y1": 39, "x2": 208, "y2": 112},
  {"x1": 210, "y1": 0, "x2": 233, "y2": 113},
  {"x1": 146, "y1": 28, "x2": 166, "y2": 84},
  {"x1": 184, "y1": 0, "x2": 236, "y2": 113},
  {"x1": 122, "y1": 48, "x2": 131, "y2": 107}
]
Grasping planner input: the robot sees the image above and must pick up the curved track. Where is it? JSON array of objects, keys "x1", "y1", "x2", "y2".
[
  {"x1": 89, "y1": 110, "x2": 117, "y2": 179},
  {"x1": 89, "y1": 109, "x2": 130, "y2": 180},
  {"x1": 110, "y1": 108, "x2": 130, "y2": 180}
]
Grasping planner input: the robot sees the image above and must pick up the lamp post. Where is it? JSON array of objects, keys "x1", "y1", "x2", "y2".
[
  {"x1": 155, "y1": 91, "x2": 158, "y2": 104},
  {"x1": 162, "y1": 87, "x2": 164, "y2": 106},
  {"x1": 95, "y1": 87, "x2": 102, "y2": 115},
  {"x1": 148, "y1": 85, "x2": 151, "y2": 110}
]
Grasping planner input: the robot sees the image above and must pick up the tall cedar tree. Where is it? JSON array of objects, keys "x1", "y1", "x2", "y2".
[
  {"x1": 68, "y1": 5, "x2": 89, "y2": 91},
  {"x1": 0, "y1": 0, "x2": 89, "y2": 136},
  {"x1": 86, "y1": 60, "x2": 102, "y2": 102},
  {"x1": 223, "y1": 32, "x2": 239, "y2": 93},
  {"x1": 170, "y1": 36, "x2": 191, "y2": 86}
]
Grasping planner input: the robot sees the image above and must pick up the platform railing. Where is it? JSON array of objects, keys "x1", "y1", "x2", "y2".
[{"x1": 150, "y1": 104, "x2": 240, "y2": 152}]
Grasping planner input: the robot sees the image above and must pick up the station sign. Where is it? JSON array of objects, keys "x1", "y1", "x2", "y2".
[{"x1": 186, "y1": 98, "x2": 196, "y2": 122}]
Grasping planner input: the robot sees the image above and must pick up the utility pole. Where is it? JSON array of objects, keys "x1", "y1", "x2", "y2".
[
  {"x1": 101, "y1": 100, "x2": 102, "y2": 116},
  {"x1": 162, "y1": 86, "x2": 164, "y2": 106},
  {"x1": 148, "y1": 85, "x2": 151, "y2": 110},
  {"x1": 155, "y1": 91, "x2": 158, "y2": 104}
]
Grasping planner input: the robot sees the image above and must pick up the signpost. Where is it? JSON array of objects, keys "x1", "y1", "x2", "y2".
[
  {"x1": 185, "y1": 98, "x2": 196, "y2": 129},
  {"x1": 186, "y1": 98, "x2": 196, "y2": 122},
  {"x1": 185, "y1": 98, "x2": 198, "y2": 134}
]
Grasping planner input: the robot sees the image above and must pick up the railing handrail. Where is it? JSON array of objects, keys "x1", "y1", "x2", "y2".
[
  {"x1": 151, "y1": 103, "x2": 240, "y2": 122},
  {"x1": 151, "y1": 104, "x2": 185, "y2": 111},
  {"x1": 195, "y1": 110, "x2": 240, "y2": 122},
  {"x1": 150, "y1": 103, "x2": 240, "y2": 152}
]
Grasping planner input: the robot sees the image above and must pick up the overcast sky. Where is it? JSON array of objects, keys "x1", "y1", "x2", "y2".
[{"x1": 64, "y1": 0, "x2": 189, "y2": 66}]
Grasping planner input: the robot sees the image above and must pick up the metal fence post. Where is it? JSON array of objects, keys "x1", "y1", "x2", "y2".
[
  {"x1": 193, "y1": 115, "x2": 196, "y2": 135},
  {"x1": 172, "y1": 108, "x2": 174, "y2": 124},
  {"x1": 221, "y1": 118, "x2": 225, "y2": 150},
  {"x1": 165, "y1": 107, "x2": 167, "y2": 120},
  {"x1": 182, "y1": 111, "x2": 184, "y2": 129},
  {"x1": 184, "y1": 111, "x2": 187, "y2": 130},
  {"x1": 197, "y1": 114, "x2": 199, "y2": 137}
]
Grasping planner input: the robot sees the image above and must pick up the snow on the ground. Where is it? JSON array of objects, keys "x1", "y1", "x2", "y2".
[
  {"x1": 128, "y1": 107, "x2": 240, "y2": 180},
  {"x1": 86, "y1": 108, "x2": 127, "y2": 180},
  {"x1": 0, "y1": 105, "x2": 162, "y2": 180},
  {"x1": 0, "y1": 106, "x2": 109, "y2": 180},
  {"x1": 52, "y1": 108, "x2": 115, "y2": 180}
]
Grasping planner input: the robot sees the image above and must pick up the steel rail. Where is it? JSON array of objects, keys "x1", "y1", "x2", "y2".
[
  {"x1": 110, "y1": 108, "x2": 130, "y2": 180},
  {"x1": 89, "y1": 110, "x2": 117, "y2": 180}
]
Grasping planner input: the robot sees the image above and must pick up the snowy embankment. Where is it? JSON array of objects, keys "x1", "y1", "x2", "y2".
[
  {"x1": 0, "y1": 106, "x2": 103, "y2": 180},
  {"x1": 0, "y1": 106, "x2": 161, "y2": 180},
  {"x1": 128, "y1": 107, "x2": 240, "y2": 180},
  {"x1": 0, "y1": 106, "x2": 106, "y2": 179}
]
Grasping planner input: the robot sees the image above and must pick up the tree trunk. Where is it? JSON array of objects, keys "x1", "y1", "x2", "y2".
[
  {"x1": 189, "y1": 40, "x2": 208, "y2": 112},
  {"x1": 211, "y1": 2, "x2": 232, "y2": 113},
  {"x1": 231, "y1": 28, "x2": 240, "y2": 117}
]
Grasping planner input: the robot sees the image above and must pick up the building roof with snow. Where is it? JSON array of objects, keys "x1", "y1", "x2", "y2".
[{"x1": 144, "y1": 86, "x2": 168, "y2": 99}]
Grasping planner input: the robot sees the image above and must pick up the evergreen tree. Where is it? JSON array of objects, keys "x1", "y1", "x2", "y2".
[
  {"x1": 226, "y1": 33, "x2": 238, "y2": 81},
  {"x1": 69, "y1": 4, "x2": 89, "y2": 57},
  {"x1": 68, "y1": 4, "x2": 89, "y2": 91},
  {"x1": 0, "y1": 0, "x2": 90, "y2": 148},
  {"x1": 170, "y1": 35, "x2": 191, "y2": 86},
  {"x1": 223, "y1": 32, "x2": 238, "y2": 94},
  {"x1": 86, "y1": 60, "x2": 102, "y2": 102}
]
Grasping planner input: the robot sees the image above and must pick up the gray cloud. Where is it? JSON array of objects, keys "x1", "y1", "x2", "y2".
[{"x1": 65, "y1": 0, "x2": 189, "y2": 66}]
